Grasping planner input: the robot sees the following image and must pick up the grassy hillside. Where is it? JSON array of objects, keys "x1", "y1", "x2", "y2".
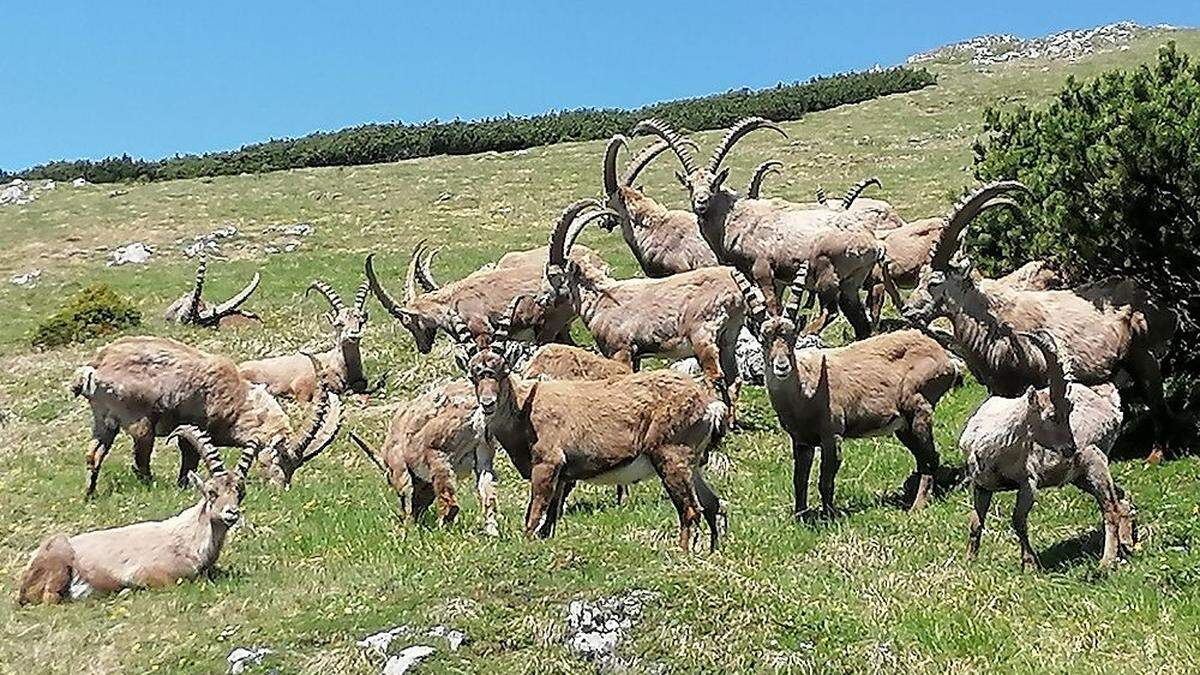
[{"x1": 1, "y1": 29, "x2": 1199, "y2": 674}]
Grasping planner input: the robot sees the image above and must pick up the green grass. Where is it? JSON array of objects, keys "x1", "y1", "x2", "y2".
[{"x1": 2, "y1": 29, "x2": 1200, "y2": 674}]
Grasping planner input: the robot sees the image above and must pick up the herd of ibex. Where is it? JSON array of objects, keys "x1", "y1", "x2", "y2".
[{"x1": 19, "y1": 116, "x2": 1180, "y2": 605}]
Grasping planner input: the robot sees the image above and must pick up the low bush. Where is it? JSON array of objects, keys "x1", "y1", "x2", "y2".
[{"x1": 31, "y1": 284, "x2": 142, "y2": 349}]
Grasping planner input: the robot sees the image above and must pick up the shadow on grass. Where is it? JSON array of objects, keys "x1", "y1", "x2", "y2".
[
  {"x1": 1038, "y1": 528, "x2": 1106, "y2": 572},
  {"x1": 877, "y1": 465, "x2": 967, "y2": 509}
]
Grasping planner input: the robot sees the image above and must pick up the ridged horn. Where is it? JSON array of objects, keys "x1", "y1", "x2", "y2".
[
  {"x1": 840, "y1": 177, "x2": 882, "y2": 210},
  {"x1": 632, "y1": 118, "x2": 698, "y2": 176},
  {"x1": 565, "y1": 208, "x2": 620, "y2": 254},
  {"x1": 783, "y1": 262, "x2": 810, "y2": 323},
  {"x1": 929, "y1": 180, "x2": 1032, "y2": 271},
  {"x1": 183, "y1": 256, "x2": 207, "y2": 324},
  {"x1": 404, "y1": 239, "x2": 428, "y2": 303},
  {"x1": 234, "y1": 444, "x2": 257, "y2": 481},
  {"x1": 747, "y1": 160, "x2": 784, "y2": 199},
  {"x1": 167, "y1": 425, "x2": 226, "y2": 478},
  {"x1": 603, "y1": 135, "x2": 628, "y2": 196},
  {"x1": 415, "y1": 247, "x2": 441, "y2": 292},
  {"x1": 621, "y1": 139, "x2": 698, "y2": 187},
  {"x1": 548, "y1": 199, "x2": 602, "y2": 267},
  {"x1": 1022, "y1": 329, "x2": 1073, "y2": 426},
  {"x1": 707, "y1": 117, "x2": 787, "y2": 174},
  {"x1": 732, "y1": 270, "x2": 767, "y2": 334},
  {"x1": 353, "y1": 281, "x2": 370, "y2": 313},
  {"x1": 815, "y1": 186, "x2": 828, "y2": 206},
  {"x1": 208, "y1": 272, "x2": 261, "y2": 318},
  {"x1": 364, "y1": 254, "x2": 413, "y2": 319},
  {"x1": 348, "y1": 432, "x2": 388, "y2": 476},
  {"x1": 306, "y1": 280, "x2": 346, "y2": 313}
]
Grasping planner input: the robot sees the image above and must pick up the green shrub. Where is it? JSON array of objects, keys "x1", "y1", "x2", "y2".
[
  {"x1": 972, "y1": 42, "x2": 1200, "y2": 413},
  {"x1": 14, "y1": 67, "x2": 935, "y2": 183},
  {"x1": 31, "y1": 284, "x2": 142, "y2": 349}
]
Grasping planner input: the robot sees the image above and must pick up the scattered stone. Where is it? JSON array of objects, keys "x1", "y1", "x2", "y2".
[
  {"x1": 283, "y1": 240, "x2": 301, "y2": 253},
  {"x1": 283, "y1": 223, "x2": 313, "y2": 237},
  {"x1": 108, "y1": 189, "x2": 129, "y2": 198},
  {"x1": 670, "y1": 327, "x2": 766, "y2": 384},
  {"x1": 185, "y1": 240, "x2": 221, "y2": 258},
  {"x1": 427, "y1": 625, "x2": 467, "y2": 651},
  {"x1": 72, "y1": 177, "x2": 89, "y2": 187},
  {"x1": 107, "y1": 242, "x2": 154, "y2": 266},
  {"x1": 357, "y1": 626, "x2": 411, "y2": 655},
  {"x1": 908, "y1": 22, "x2": 1167, "y2": 67},
  {"x1": 42, "y1": 180, "x2": 56, "y2": 190},
  {"x1": 227, "y1": 647, "x2": 272, "y2": 674},
  {"x1": 1, "y1": 181, "x2": 34, "y2": 206},
  {"x1": 9, "y1": 269, "x2": 42, "y2": 287},
  {"x1": 565, "y1": 590, "x2": 656, "y2": 668},
  {"x1": 382, "y1": 645, "x2": 435, "y2": 675}
]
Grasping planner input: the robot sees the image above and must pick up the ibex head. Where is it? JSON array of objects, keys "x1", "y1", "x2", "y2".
[
  {"x1": 543, "y1": 199, "x2": 619, "y2": 301},
  {"x1": 1021, "y1": 330, "x2": 1077, "y2": 454},
  {"x1": 635, "y1": 117, "x2": 786, "y2": 216},
  {"x1": 167, "y1": 425, "x2": 257, "y2": 527},
  {"x1": 902, "y1": 181, "x2": 1032, "y2": 326},
  {"x1": 601, "y1": 134, "x2": 698, "y2": 228},
  {"x1": 735, "y1": 266, "x2": 816, "y2": 382},
  {"x1": 257, "y1": 354, "x2": 343, "y2": 487},
  {"x1": 448, "y1": 297, "x2": 524, "y2": 415},
  {"x1": 306, "y1": 279, "x2": 370, "y2": 343},
  {"x1": 364, "y1": 250, "x2": 441, "y2": 353}
]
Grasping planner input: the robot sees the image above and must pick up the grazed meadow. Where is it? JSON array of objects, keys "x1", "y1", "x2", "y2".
[{"x1": 2, "y1": 30, "x2": 1199, "y2": 674}]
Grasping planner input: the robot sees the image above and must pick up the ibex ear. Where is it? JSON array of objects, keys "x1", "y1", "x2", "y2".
[
  {"x1": 713, "y1": 167, "x2": 731, "y2": 190},
  {"x1": 188, "y1": 471, "x2": 205, "y2": 493},
  {"x1": 675, "y1": 171, "x2": 689, "y2": 189}
]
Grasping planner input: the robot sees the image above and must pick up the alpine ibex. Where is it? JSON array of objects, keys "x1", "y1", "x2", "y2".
[
  {"x1": 349, "y1": 343, "x2": 632, "y2": 536},
  {"x1": 239, "y1": 280, "x2": 379, "y2": 401},
  {"x1": 900, "y1": 180, "x2": 1177, "y2": 453},
  {"x1": 638, "y1": 117, "x2": 894, "y2": 338},
  {"x1": 741, "y1": 274, "x2": 957, "y2": 517},
  {"x1": 600, "y1": 135, "x2": 718, "y2": 277},
  {"x1": 543, "y1": 198, "x2": 747, "y2": 413},
  {"x1": 448, "y1": 305, "x2": 727, "y2": 552},
  {"x1": 365, "y1": 217, "x2": 611, "y2": 351},
  {"x1": 961, "y1": 331, "x2": 1134, "y2": 570},
  {"x1": 18, "y1": 426, "x2": 256, "y2": 605},
  {"x1": 164, "y1": 255, "x2": 262, "y2": 329},
  {"x1": 74, "y1": 336, "x2": 341, "y2": 495}
]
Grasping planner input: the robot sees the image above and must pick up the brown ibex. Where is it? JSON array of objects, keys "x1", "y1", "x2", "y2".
[
  {"x1": 239, "y1": 280, "x2": 380, "y2": 401},
  {"x1": 18, "y1": 426, "x2": 256, "y2": 605},
  {"x1": 961, "y1": 331, "x2": 1134, "y2": 570},
  {"x1": 542, "y1": 198, "x2": 747, "y2": 414},
  {"x1": 900, "y1": 180, "x2": 1177, "y2": 455},
  {"x1": 365, "y1": 211, "x2": 611, "y2": 352},
  {"x1": 600, "y1": 135, "x2": 718, "y2": 277},
  {"x1": 74, "y1": 337, "x2": 341, "y2": 495},
  {"x1": 741, "y1": 273, "x2": 957, "y2": 517},
  {"x1": 447, "y1": 305, "x2": 728, "y2": 552},
  {"x1": 163, "y1": 255, "x2": 262, "y2": 329},
  {"x1": 638, "y1": 117, "x2": 894, "y2": 339}
]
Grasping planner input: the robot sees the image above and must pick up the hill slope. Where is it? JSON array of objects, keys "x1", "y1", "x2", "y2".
[{"x1": 1, "y1": 27, "x2": 1198, "y2": 674}]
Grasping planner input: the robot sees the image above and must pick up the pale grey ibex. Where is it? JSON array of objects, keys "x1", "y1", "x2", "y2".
[
  {"x1": 163, "y1": 255, "x2": 262, "y2": 329},
  {"x1": 74, "y1": 336, "x2": 341, "y2": 495},
  {"x1": 18, "y1": 426, "x2": 256, "y2": 604},
  {"x1": 961, "y1": 331, "x2": 1134, "y2": 570}
]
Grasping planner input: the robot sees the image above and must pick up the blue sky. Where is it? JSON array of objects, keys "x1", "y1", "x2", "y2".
[{"x1": 2, "y1": 1, "x2": 1196, "y2": 171}]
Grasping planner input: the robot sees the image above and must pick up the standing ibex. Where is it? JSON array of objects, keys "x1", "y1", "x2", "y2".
[
  {"x1": 741, "y1": 274, "x2": 957, "y2": 517},
  {"x1": 18, "y1": 426, "x2": 256, "y2": 605},
  {"x1": 447, "y1": 304, "x2": 727, "y2": 551},
  {"x1": 901, "y1": 180, "x2": 1177, "y2": 454},
  {"x1": 365, "y1": 218, "x2": 611, "y2": 352},
  {"x1": 74, "y1": 336, "x2": 341, "y2": 495},
  {"x1": 961, "y1": 331, "x2": 1134, "y2": 570},
  {"x1": 638, "y1": 117, "x2": 893, "y2": 338},
  {"x1": 600, "y1": 135, "x2": 718, "y2": 277},
  {"x1": 543, "y1": 198, "x2": 747, "y2": 414},
  {"x1": 164, "y1": 255, "x2": 262, "y2": 329},
  {"x1": 350, "y1": 343, "x2": 632, "y2": 536},
  {"x1": 239, "y1": 280, "x2": 379, "y2": 401}
]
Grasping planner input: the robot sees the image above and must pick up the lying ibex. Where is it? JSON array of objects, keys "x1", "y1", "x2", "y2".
[
  {"x1": 163, "y1": 255, "x2": 262, "y2": 329},
  {"x1": 349, "y1": 343, "x2": 632, "y2": 535},
  {"x1": 18, "y1": 426, "x2": 255, "y2": 605},
  {"x1": 75, "y1": 336, "x2": 341, "y2": 495},
  {"x1": 901, "y1": 180, "x2": 1177, "y2": 452},
  {"x1": 638, "y1": 117, "x2": 893, "y2": 338},
  {"x1": 962, "y1": 331, "x2": 1134, "y2": 570},
  {"x1": 741, "y1": 274, "x2": 957, "y2": 516},
  {"x1": 600, "y1": 135, "x2": 718, "y2": 277},
  {"x1": 239, "y1": 280, "x2": 379, "y2": 401},
  {"x1": 365, "y1": 221, "x2": 611, "y2": 352},
  {"x1": 543, "y1": 198, "x2": 747, "y2": 412},
  {"x1": 448, "y1": 306, "x2": 727, "y2": 551}
]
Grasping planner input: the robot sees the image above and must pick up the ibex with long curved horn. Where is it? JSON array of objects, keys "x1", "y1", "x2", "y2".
[
  {"x1": 365, "y1": 227, "x2": 610, "y2": 352},
  {"x1": 741, "y1": 270, "x2": 957, "y2": 517},
  {"x1": 446, "y1": 301, "x2": 728, "y2": 552},
  {"x1": 73, "y1": 337, "x2": 340, "y2": 495},
  {"x1": 600, "y1": 135, "x2": 718, "y2": 277},
  {"x1": 638, "y1": 117, "x2": 895, "y2": 339},
  {"x1": 239, "y1": 280, "x2": 380, "y2": 401},
  {"x1": 542, "y1": 198, "x2": 748, "y2": 416},
  {"x1": 961, "y1": 330, "x2": 1135, "y2": 570},
  {"x1": 18, "y1": 426, "x2": 258, "y2": 604},
  {"x1": 163, "y1": 255, "x2": 262, "y2": 329},
  {"x1": 900, "y1": 180, "x2": 1177, "y2": 457}
]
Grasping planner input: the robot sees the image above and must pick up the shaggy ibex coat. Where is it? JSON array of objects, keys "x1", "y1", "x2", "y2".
[
  {"x1": 600, "y1": 135, "x2": 718, "y2": 277},
  {"x1": 163, "y1": 255, "x2": 262, "y2": 329},
  {"x1": 18, "y1": 427, "x2": 256, "y2": 604},
  {"x1": 448, "y1": 307, "x2": 727, "y2": 552},
  {"x1": 239, "y1": 280, "x2": 378, "y2": 401},
  {"x1": 742, "y1": 277, "x2": 957, "y2": 516},
  {"x1": 961, "y1": 331, "x2": 1134, "y2": 569},
  {"x1": 901, "y1": 181, "x2": 1176, "y2": 451},
  {"x1": 75, "y1": 336, "x2": 340, "y2": 495}
]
